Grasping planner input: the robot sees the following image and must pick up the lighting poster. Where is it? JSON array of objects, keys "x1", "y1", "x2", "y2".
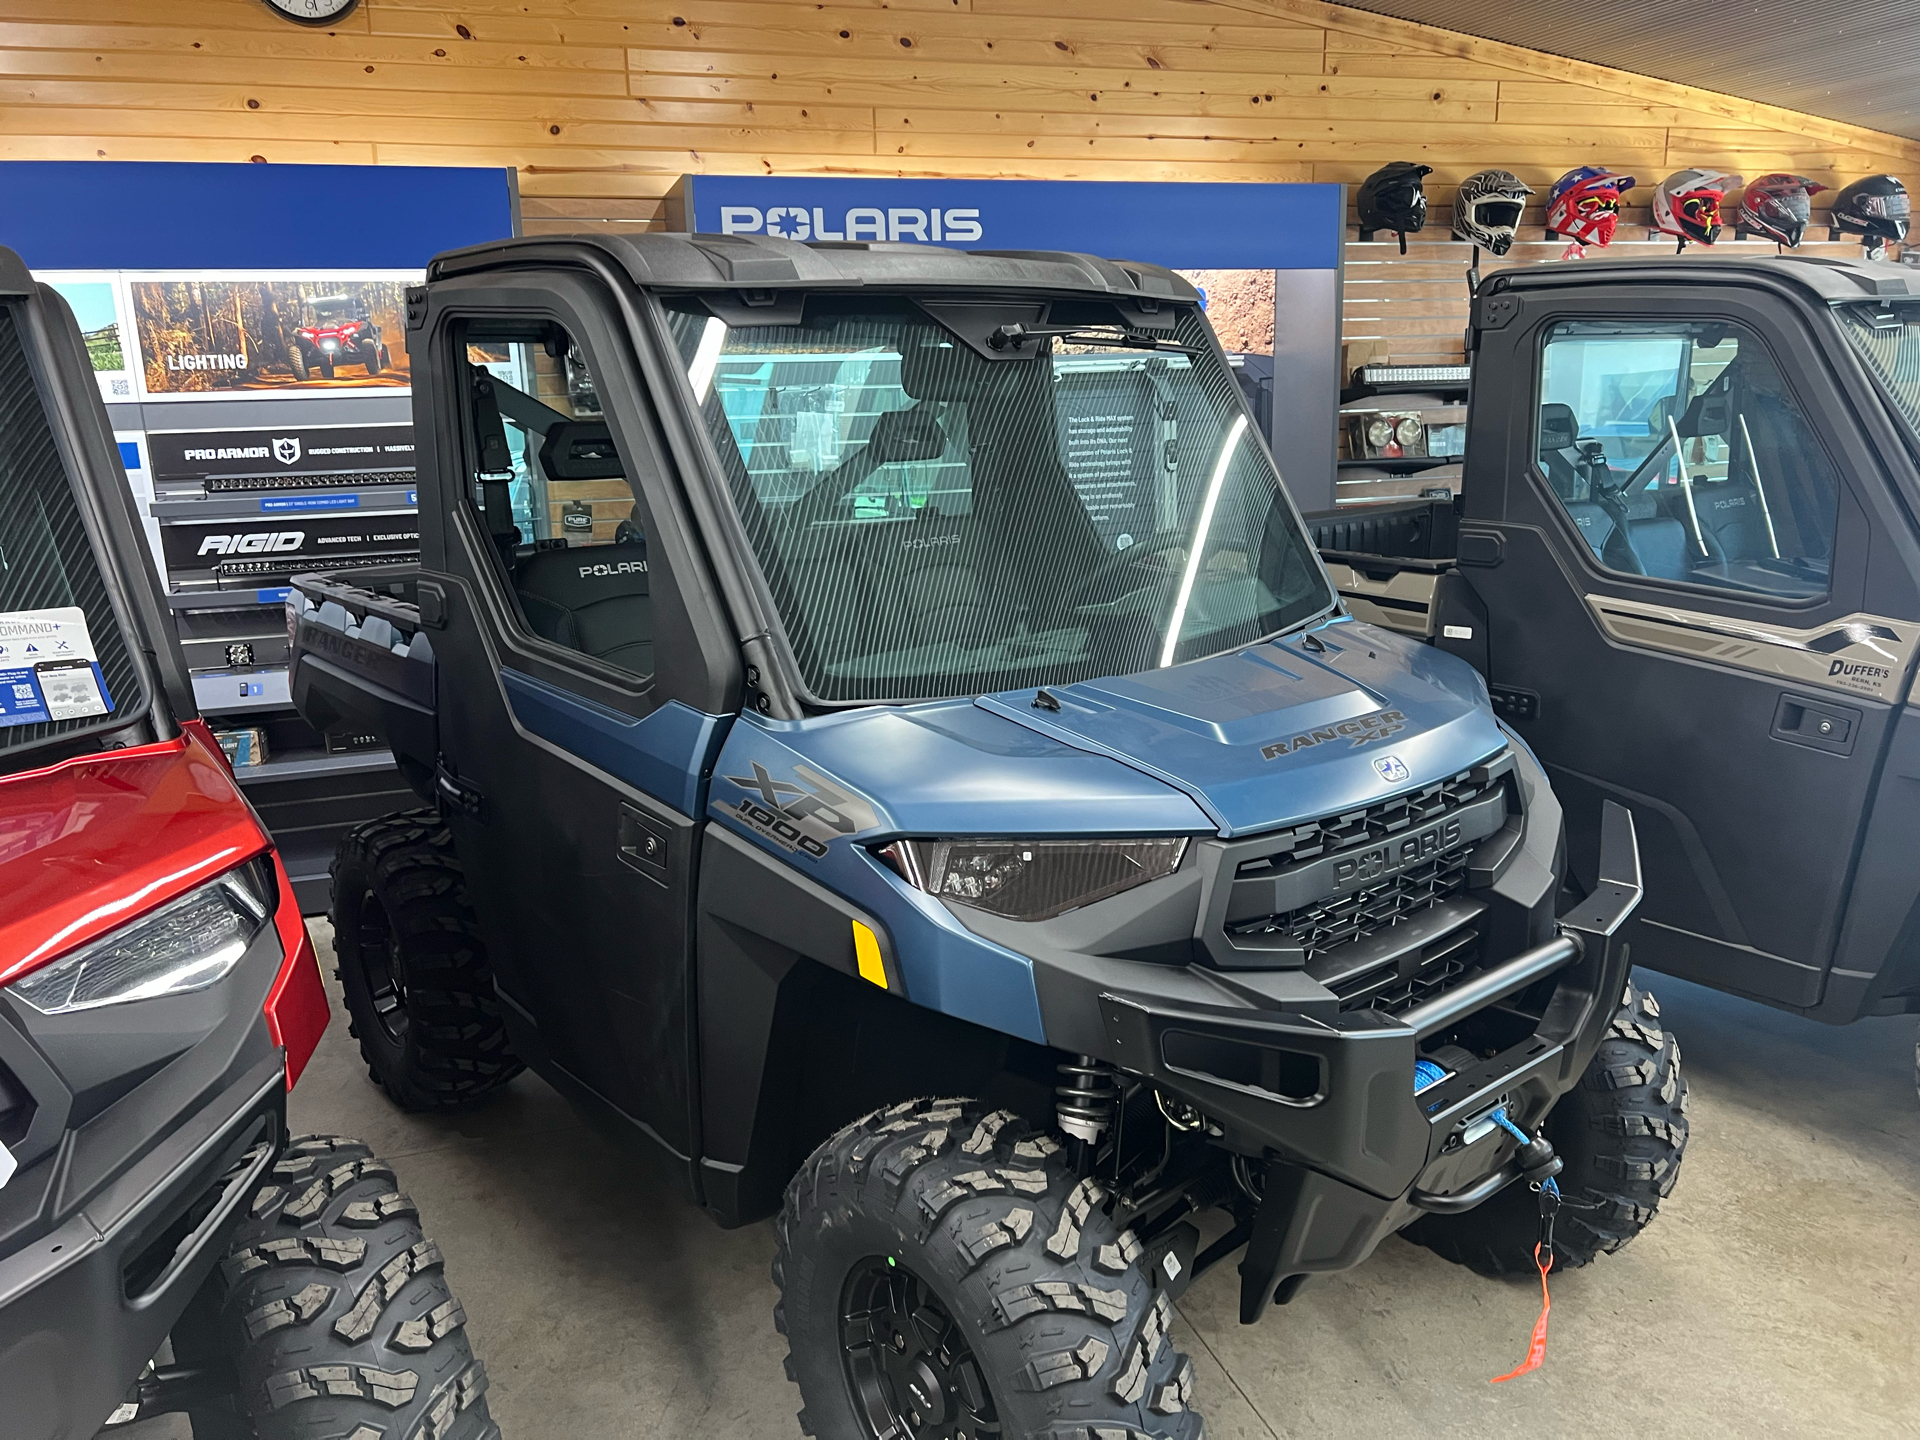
[{"x1": 30, "y1": 270, "x2": 421, "y2": 402}]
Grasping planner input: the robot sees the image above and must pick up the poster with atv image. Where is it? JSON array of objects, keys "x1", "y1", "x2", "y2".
[{"x1": 131, "y1": 276, "x2": 414, "y2": 397}]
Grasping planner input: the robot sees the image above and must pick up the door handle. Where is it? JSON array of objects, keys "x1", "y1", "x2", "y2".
[
  {"x1": 617, "y1": 804, "x2": 670, "y2": 885},
  {"x1": 1771, "y1": 694, "x2": 1860, "y2": 756}
]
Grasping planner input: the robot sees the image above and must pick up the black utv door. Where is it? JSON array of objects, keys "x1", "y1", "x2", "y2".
[
  {"x1": 1461, "y1": 283, "x2": 1920, "y2": 1010},
  {"x1": 410, "y1": 270, "x2": 739, "y2": 1164}
]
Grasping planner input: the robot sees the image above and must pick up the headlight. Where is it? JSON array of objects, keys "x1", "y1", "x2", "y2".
[
  {"x1": 8, "y1": 863, "x2": 274, "y2": 1016},
  {"x1": 879, "y1": 838, "x2": 1188, "y2": 921}
]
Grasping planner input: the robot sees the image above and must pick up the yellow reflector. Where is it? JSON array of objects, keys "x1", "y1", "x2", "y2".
[{"x1": 852, "y1": 921, "x2": 887, "y2": 990}]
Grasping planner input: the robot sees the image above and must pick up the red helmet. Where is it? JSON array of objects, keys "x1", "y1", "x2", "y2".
[
  {"x1": 1653, "y1": 169, "x2": 1742, "y2": 251},
  {"x1": 1738, "y1": 174, "x2": 1827, "y2": 248},
  {"x1": 1545, "y1": 167, "x2": 1636, "y2": 247}
]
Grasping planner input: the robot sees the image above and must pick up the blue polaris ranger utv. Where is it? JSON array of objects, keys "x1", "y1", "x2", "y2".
[{"x1": 286, "y1": 234, "x2": 1688, "y2": 1438}]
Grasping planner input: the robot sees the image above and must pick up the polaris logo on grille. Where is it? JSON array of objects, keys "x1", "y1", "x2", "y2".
[
  {"x1": 1262, "y1": 708, "x2": 1407, "y2": 760},
  {"x1": 1373, "y1": 754, "x2": 1411, "y2": 784},
  {"x1": 1334, "y1": 818, "x2": 1463, "y2": 887}
]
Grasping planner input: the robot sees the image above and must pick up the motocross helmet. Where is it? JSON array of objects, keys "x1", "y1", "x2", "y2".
[
  {"x1": 1544, "y1": 167, "x2": 1635, "y2": 247},
  {"x1": 1652, "y1": 169, "x2": 1742, "y2": 251},
  {"x1": 1452, "y1": 169, "x2": 1533, "y2": 255},
  {"x1": 1830, "y1": 175, "x2": 1910, "y2": 252},
  {"x1": 1738, "y1": 173, "x2": 1825, "y2": 248},
  {"x1": 1357, "y1": 161, "x2": 1432, "y2": 253}
]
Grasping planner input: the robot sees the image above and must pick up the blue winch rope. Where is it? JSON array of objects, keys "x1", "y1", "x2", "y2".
[
  {"x1": 1412, "y1": 1059, "x2": 1450, "y2": 1095},
  {"x1": 1490, "y1": 1107, "x2": 1560, "y2": 1197}
]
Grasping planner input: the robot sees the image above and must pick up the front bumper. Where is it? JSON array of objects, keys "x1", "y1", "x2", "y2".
[
  {"x1": 0, "y1": 919, "x2": 296, "y2": 1440},
  {"x1": 1105, "y1": 802, "x2": 1643, "y2": 1320}
]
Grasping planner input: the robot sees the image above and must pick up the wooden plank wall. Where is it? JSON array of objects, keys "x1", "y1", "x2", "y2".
[{"x1": 2, "y1": 0, "x2": 1915, "y2": 368}]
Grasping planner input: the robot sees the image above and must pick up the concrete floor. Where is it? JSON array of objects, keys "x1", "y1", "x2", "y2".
[{"x1": 134, "y1": 921, "x2": 1919, "y2": 1439}]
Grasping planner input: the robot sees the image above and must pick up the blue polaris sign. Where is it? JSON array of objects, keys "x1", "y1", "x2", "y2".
[{"x1": 681, "y1": 177, "x2": 1342, "y2": 271}]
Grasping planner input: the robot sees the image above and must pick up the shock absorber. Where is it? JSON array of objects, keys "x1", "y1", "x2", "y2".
[{"x1": 1055, "y1": 1056, "x2": 1122, "y2": 1167}]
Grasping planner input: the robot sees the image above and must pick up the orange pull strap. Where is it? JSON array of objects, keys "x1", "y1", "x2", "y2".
[{"x1": 1491, "y1": 1244, "x2": 1553, "y2": 1383}]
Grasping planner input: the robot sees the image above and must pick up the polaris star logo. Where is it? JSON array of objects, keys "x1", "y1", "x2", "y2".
[
  {"x1": 197, "y1": 530, "x2": 306, "y2": 557},
  {"x1": 273, "y1": 436, "x2": 301, "y2": 465},
  {"x1": 720, "y1": 205, "x2": 984, "y2": 245},
  {"x1": 1261, "y1": 708, "x2": 1408, "y2": 760},
  {"x1": 1373, "y1": 754, "x2": 1411, "y2": 784}
]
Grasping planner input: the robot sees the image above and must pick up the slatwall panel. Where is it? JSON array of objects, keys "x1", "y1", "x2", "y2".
[
  {"x1": 1344, "y1": 219, "x2": 1877, "y2": 369},
  {"x1": 0, "y1": 0, "x2": 1913, "y2": 355}
]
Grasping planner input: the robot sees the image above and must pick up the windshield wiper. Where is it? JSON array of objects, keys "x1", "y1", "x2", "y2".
[{"x1": 986, "y1": 323, "x2": 1200, "y2": 355}]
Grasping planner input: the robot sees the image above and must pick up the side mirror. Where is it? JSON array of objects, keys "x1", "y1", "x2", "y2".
[{"x1": 867, "y1": 407, "x2": 947, "y2": 465}]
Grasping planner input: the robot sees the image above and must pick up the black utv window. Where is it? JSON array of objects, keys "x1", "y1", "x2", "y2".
[
  {"x1": 1838, "y1": 304, "x2": 1920, "y2": 436},
  {"x1": 0, "y1": 304, "x2": 141, "y2": 768},
  {"x1": 663, "y1": 297, "x2": 1331, "y2": 703},
  {"x1": 1535, "y1": 319, "x2": 1841, "y2": 601}
]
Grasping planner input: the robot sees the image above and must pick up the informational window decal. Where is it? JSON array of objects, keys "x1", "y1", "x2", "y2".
[
  {"x1": 41, "y1": 273, "x2": 139, "y2": 401},
  {"x1": 129, "y1": 274, "x2": 415, "y2": 397},
  {"x1": 0, "y1": 608, "x2": 116, "y2": 729}
]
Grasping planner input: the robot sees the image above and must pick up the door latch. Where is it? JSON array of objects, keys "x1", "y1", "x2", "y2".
[
  {"x1": 432, "y1": 762, "x2": 485, "y2": 821},
  {"x1": 617, "y1": 804, "x2": 670, "y2": 886},
  {"x1": 1771, "y1": 694, "x2": 1860, "y2": 756}
]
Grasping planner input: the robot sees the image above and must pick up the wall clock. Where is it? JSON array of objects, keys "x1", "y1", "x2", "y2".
[{"x1": 260, "y1": 0, "x2": 362, "y2": 24}]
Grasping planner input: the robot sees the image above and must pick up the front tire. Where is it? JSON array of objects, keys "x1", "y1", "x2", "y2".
[
  {"x1": 1402, "y1": 982, "x2": 1689, "y2": 1275},
  {"x1": 287, "y1": 342, "x2": 308, "y2": 383},
  {"x1": 177, "y1": 1135, "x2": 497, "y2": 1440},
  {"x1": 776, "y1": 1098, "x2": 1203, "y2": 1440},
  {"x1": 330, "y1": 810, "x2": 522, "y2": 1111}
]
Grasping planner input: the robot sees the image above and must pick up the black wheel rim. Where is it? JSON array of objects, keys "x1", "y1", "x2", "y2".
[
  {"x1": 355, "y1": 889, "x2": 410, "y2": 1046},
  {"x1": 841, "y1": 1258, "x2": 1000, "y2": 1440}
]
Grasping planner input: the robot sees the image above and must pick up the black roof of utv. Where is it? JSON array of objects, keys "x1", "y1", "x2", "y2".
[
  {"x1": 1483, "y1": 252, "x2": 1918, "y2": 306},
  {"x1": 429, "y1": 231, "x2": 1201, "y2": 302}
]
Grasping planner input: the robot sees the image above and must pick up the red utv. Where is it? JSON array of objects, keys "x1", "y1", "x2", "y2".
[
  {"x1": 0, "y1": 250, "x2": 494, "y2": 1440},
  {"x1": 289, "y1": 293, "x2": 389, "y2": 382}
]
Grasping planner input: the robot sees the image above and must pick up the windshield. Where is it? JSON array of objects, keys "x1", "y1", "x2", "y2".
[
  {"x1": 0, "y1": 304, "x2": 141, "y2": 769},
  {"x1": 665, "y1": 297, "x2": 1330, "y2": 703},
  {"x1": 1838, "y1": 303, "x2": 1920, "y2": 439}
]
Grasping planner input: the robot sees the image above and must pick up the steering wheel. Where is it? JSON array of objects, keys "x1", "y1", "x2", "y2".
[{"x1": 1064, "y1": 531, "x2": 1192, "y2": 614}]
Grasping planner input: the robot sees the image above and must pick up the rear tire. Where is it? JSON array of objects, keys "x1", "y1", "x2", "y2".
[
  {"x1": 775, "y1": 1097, "x2": 1204, "y2": 1440},
  {"x1": 1402, "y1": 982, "x2": 1689, "y2": 1276},
  {"x1": 181, "y1": 1135, "x2": 496, "y2": 1440},
  {"x1": 330, "y1": 810, "x2": 522, "y2": 1111}
]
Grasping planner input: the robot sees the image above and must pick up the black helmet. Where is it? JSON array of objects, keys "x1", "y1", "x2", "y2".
[
  {"x1": 1358, "y1": 161, "x2": 1432, "y2": 253},
  {"x1": 1830, "y1": 175, "x2": 1910, "y2": 254}
]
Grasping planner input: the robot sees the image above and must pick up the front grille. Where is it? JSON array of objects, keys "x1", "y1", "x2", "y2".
[
  {"x1": 1231, "y1": 845, "x2": 1473, "y2": 963},
  {"x1": 1233, "y1": 764, "x2": 1500, "y2": 880},
  {"x1": 1328, "y1": 925, "x2": 1480, "y2": 1016},
  {"x1": 205, "y1": 468, "x2": 415, "y2": 493}
]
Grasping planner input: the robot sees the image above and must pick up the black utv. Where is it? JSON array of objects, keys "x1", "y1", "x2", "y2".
[
  {"x1": 1312, "y1": 255, "x2": 1920, "y2": 1081},
  {"x1": 286, "y1": 233, "x2": 1690, "y2": 1438}
]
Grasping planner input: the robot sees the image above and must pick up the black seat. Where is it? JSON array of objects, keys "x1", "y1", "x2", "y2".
[
  {"x1": 1563, "y1": 500, "x2": 1616, "y2": 559},
  {"x1": 1538, "y1": 402, "x2": 1584, "y2": 500},
  {"x1": 1626, "y1": 517, "x2": 1691, "y2": 581},
  {"x1": 512, "y1": 539, "x2": 653, "y2": 675}
]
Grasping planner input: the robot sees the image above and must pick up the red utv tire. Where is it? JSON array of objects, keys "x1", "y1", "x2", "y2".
[{"x1": 175, "y1": 1135, "x2": 498, "y2": 1440}]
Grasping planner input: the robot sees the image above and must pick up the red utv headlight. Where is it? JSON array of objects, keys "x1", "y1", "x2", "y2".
[{"x1": 7, "y1": 861, "x2": 274, "y2": 1015}]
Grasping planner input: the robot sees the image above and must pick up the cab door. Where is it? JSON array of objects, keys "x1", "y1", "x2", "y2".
[
  {"x1": 1460, "y1": 283, "x2": 1920, "y2": 1009},
  {"x1": 411, "y1": 269, "x2": 739, "y2": 1162}
]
